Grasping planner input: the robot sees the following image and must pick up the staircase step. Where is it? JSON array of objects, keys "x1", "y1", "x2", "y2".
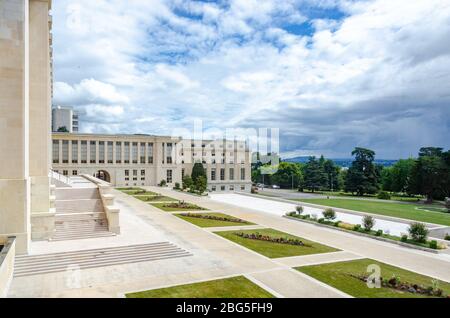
[
  {"x1": 55, "y1": 199, "x2": 104, "y2": 213},
  {"x1": 14, "y1": 243, "x2": 192, "y2": 277},
  {"x1": 15, "y1": 246, "x2": 184, "y2": 268},
  {"x1": 55, "y1": 188, "x2": 100, "y2": 200}
]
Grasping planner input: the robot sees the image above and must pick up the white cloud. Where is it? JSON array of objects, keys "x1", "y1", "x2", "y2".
[{"x1": 52, "y1": 0, "x2": 450, "y2": 158}]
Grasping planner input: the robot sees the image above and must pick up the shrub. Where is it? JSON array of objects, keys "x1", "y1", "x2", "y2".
[
  {"x1": 173, "y1": 182, "x2": 180, "y2": 190},
  {"x1": 295, "y1": 205, "x2": 304, "y2": 215},
  {"x1": 353, "y1": 224, "x2": 362, "y2": 232},
  {"x1": 445, "y1": 233, "x2": 450, "y2": 241},
  {"x1": 429, "y1": 240, "x2": 438, "y2": 249},
  {"x1": 338, "y1": 222, "x2": 355, "y2": 230},
  {"x1": 408, "y1": 222, "x2": 429, "y2": 243},
  {"x1": 334, "y1": 221, "x2": 340, "y2": 227},
  {"x1": 375, "y1": 229, "x2": 383, "y2": 236},
  {"x1": 158, "y1": 179, "x2": 167, "y2": 187},
  {"x1": 303, "y1": 214, "x2": 311, "y2": 219},
  {"x1": 322, "y1": 208, "x2": 336, "y2": 220},
  {"x1": 377, "y1": 191, "x2": 391, "y2": 200},
  {"x1": 182, "y1": 175, "x2": 193, "y2": 190},
  {"x1": 286, "y1": 211, "x2": 296, "y2": 217},
  {"x1": 401, "y1": 234, "x2": 408, "y2": 242},
  {"x1": 362, "y1": 215, "x2": 375, "y2": 231},
  {"x1": 318, "y1": 218, "x2": 325, "y2": 223}
]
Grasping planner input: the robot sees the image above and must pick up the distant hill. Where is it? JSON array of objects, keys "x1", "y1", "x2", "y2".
[{"x1": 284, "y1": 157, "x2": 398, "y2": 168}]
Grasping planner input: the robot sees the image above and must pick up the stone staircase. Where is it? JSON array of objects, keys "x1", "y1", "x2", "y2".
[
  {"x1": 53, "y1": 187, "x2": 115, "y2": 241},
  {"x1": 14, "y1": 242, "x2": 192, "y2": 277}
]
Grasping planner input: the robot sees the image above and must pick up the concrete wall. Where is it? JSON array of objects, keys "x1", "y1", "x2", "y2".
[
  {"x1": 0, "y1": 237, "x2": 16, "y2": 298},
  {"x1": 0, "y1": 0, "x2": 31, "y2": 253}
]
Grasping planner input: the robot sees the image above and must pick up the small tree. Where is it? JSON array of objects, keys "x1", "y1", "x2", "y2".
[
  {"x1": 57, "y1": 126, "x2": 69, "y2": 132},
  {"x1": 191, "y1": 163, "x2": 206, "y2": 183},
  {"x1": 408, "y1": 222, "x2": 429, "y2": 243},
  {"x1": 295, "y1": 205, "x2": 304, "y2": 215},
  {"x1": 182, "y1": 175, "x2": 193, "y2": 190},
  {"x1": 195, "y1": 175, "x2": 207, "y2": 195},
  {"x1": 322, "y1": 208, "x2": 336, "y2": 220},
  {"x1": 158, "y1": 179, "x2": 167, "y2": 187},
  {"x1": 362, "y1": 215, "x2": 375, "y2": 231},
  {"x1": 174, "y1": 182, "x2": 180, "y2": 190}
]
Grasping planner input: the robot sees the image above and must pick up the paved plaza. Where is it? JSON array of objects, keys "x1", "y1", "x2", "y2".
[{"x1": 8, "y1": 187, "x2": 450, "y2": 298}]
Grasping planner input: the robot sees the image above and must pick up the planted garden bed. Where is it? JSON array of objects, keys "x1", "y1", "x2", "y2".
[
  {"x1": 215, "y1": 228, "x2": 338, "y2": 258},
  {"x1": 175, "y1": 213, "x2": 253, "y2": 228},
  {"x1": 286, "y1": 212, "x2": 447, "y2": 252},
  {"x1": 151, "y1": 201, "x2": 207, "y2": 212},
  {"x1": 296, "y1": 258, "x2": 450, "y2": 298},
  {"x1": 133, "y1": 195, "x2": 177, "y2": 202}
]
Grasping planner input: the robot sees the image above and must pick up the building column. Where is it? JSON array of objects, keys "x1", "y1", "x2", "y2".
[
  {"x1": 0, "y1": 0, "x2": 31, "y2": 253},
  {"x1": 29, "y1": 0, "x2": 53, "y2": 241}
]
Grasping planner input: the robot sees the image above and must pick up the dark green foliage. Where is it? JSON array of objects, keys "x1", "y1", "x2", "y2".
[
  {"x1": 377, "y1": 191, "x2": 391, "y2": 200},
  {"x1": 182, "y1": 175, "x2": 193, "y2": 190},
  {"x1": 408, "y1": 222, "x2": 429, "y2": 243},
  {"x1": 408, "y1": 147, "x2": 450, "y2": 202},
  {"x1": 191, "y1": 163, "x2": 207, "y2": 183},
  {"x1": 429, "y1": 240, "x2": 438, "y2": 249},
  {"x1": 345, "y1": 147, "x2": 380, "y2": 196},
  {"x1": 56, "y1": 126, "x2": 69, "y2": 132},
  {"x1": 303, "y1": 157, "x2": 327, "y2": 192}
]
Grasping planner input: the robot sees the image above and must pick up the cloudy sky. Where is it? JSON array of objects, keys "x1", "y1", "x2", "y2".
[{"x1": 52, "y1": 0, "x2": 450, "y2": 159}]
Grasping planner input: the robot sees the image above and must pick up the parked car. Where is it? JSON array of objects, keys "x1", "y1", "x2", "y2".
[{"x1": 271, "y1": 185, "x2": 280, "y2": 189}]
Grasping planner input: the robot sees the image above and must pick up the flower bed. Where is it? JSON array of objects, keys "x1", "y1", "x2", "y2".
[
  {"x1": 164, "y1": 201, "x2": 201, "y2": 209},
  {"x1": 286, "y1": 212, "x2": 447, "y2": 251},
  {"x1": 233, "y1": 232, "x2": 308, "y2": 247},
  {"x1": 351, "y1": 274, "x2": 447, "y2": 298},
  {"x1": 180, "y1": 213, "x2": 247, "y2": 224}
]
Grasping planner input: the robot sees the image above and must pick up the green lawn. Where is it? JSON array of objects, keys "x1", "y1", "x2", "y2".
[
  {"x1": 150, "y1": 202, "x2": 207, "y2": 212},
  {"x1": 175, "y1": 213, "x2": 254, "y2": 228},
  {"x1": 125, "y1": 276, "x2": 274, "y2": 298},
  {"x1": 296, "y1": 258, "x2": 450, "y2": 298},
  {"x1": 215, "y1": 228, "x2": 338, "y2": 258},
  {"x1": 297, "y1": 198, "x2": 450, "y2": 226},
  {"x1": 301, "y1": 190, "x2": 423, "y2": 202},
  {"x1": 133, "y1": 195, "x2": 177, "y2": 202}
]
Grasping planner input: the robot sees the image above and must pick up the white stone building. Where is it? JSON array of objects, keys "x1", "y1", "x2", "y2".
[
  {"x1": 51, "y1": 105, "x2": 78, "y2": 132},
  {"x1": 52, "y1": 133, "x2": 253, "y2": 192}
]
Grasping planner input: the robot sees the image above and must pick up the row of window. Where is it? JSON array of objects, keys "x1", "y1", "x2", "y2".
[
  {"x1": 210, "y1": 168, "x2": 245, "y2": 181},
  {"x1": 211, "y1": 185, "x2": 246, "y2": 191},
  {"x1": 53, "y1": 140, "x2": 155, "y2": 164}
]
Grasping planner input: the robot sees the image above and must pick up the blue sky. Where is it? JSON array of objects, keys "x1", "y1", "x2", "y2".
[{"x1": 52, "y1": 0, "x2": 450, "y2": 159}]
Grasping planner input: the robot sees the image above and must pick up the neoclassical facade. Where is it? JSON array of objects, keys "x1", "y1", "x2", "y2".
[
  {"x1": 1, "y1": 0, "x2": 53, "y2": 253},
  {"x1": 52, "y1": 133, "x2": 253, "y2": 192}
]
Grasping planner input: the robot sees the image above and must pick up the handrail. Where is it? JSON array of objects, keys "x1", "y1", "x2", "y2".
[{"x1": 49, "y1": 169, "x2": 72, "y2": 186}]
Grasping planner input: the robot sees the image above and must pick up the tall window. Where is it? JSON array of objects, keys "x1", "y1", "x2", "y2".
[
  {"x1": 107, "y1": 141, "x2": 113, "y2": 163},
  {"x1": 90, "y1": 141, "x2": 96, "y2": 163},
  {"x1": 167, "y1": 169, "x2": 173, "y2": 183},
  {"x1": 125, "y1": 169, "x2": 129, "y2": 180},
  {"x1": 116, "y1": 142, "x2": 122, "y2": 163},
  {"x1": 133, "y1": 169, "x2": 137, "y2": 180},
  {"x1": 229, "y1": 168, "x2": 234, "y2": 180},
  {"x1": 182, "y1": 168, "x2": 185, "y2": 179},
  {"x1": 81, "y1": 141, "x2": 87, "y2": 163},
  {"x1": 52, "y1": 140, "x2": 59, "y2": 163},
  {"x1": 240, "y1": 168, "x2": 245, "y2": 180},
  {"x1": 124, "y1": 142, "x2": 130, "y2": 163},
  {"x1": 62, "y1": 140, "x2": 69, "y2": 163},
  {"x1": 132, "y1": 142, "x2": 138, "y2": 164},
  {"x1": 98, "y1": 141, "x2": 105, "y2": 163},
  {"x1": 166, "y1": 143, "x2": 173, "y2": 164},
  {"x1": 220, "y1": 168, "x2": 225, "y2": 181},
  {"x1": 211, "y1": 168, "x2": 216, "y2": 181},
  {"x1": 148, "y1": 143, "x2": 153, "y2": 164},
  {"x1": 72, "y1": 141, "x2": 78, "y2": 163},
  {"x1": 140, "y1": 143, "x2": 145, "y2": 163}
]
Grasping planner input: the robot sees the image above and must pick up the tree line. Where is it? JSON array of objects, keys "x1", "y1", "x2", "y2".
[{"x1": 252, "y1": 147, "x2": 450, "y2": 203}]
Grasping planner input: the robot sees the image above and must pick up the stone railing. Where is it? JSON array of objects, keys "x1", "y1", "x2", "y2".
[
  {"x1": 80, "y1": 174, "x2": 120, "y2": 234},
  {"x1": 0, "y1": 237, "x2": 16, "y2": 298}
]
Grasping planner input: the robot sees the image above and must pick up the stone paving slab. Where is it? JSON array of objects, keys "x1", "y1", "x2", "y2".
[{"x1": 273, "y1": 250, "x2": 364, "y2": 268}]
